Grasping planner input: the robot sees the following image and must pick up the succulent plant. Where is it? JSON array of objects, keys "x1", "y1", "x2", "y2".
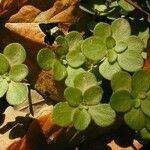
[{"x1": 0, "y1": 43, "x2": 28, "y2": 105}]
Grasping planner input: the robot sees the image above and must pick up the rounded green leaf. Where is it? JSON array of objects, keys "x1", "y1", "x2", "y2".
[
  {"x1": 37, "y1": 48, "x2": 56, "y2": 70},
  {"x1": 81, "y1": 36, "x2": 107, "y2": 61},
  {"x1": 124, "y1": 108, "x2": 145, "y2": 130},
  {"x1": 106, "y1": 36, "x2": 116, "y2": 49},
  {"x1": 3, "y1": 43, "x2": 26, "y2": 65},
  {"x1": 0, "y1": 78, "x2": 8, "y2": 98},
  {"x1": 64, "y1": 87, "x2": 82, "y2": 107},
  {"x1": 93, "y1": 22, "x2": 111, "y2": 42},
  {"x1": 111, "y1": 71, "x2": 132, "y2": 92},
  {"x1": 146, "y1": 118, "x2": 150, "y2": 131},
  {"x1": 74, "y1": 72, "x2": 97, "y2": 93},
  {"x1": 52, "y1": 102, "x2": 75, "y2": 127},
  {"x1": 6, "y1": 82, "x2": 28, "y2": 105},
  {"x1": 55, "y1": 35, "x2": 69, "y2": 56},
  {"x1": 107, "y1": 50, "x2": 117, "y2": 63},
  {"x1": 111, "y1": 18, "x2": 131, "y2": 42},
  {"x1": 9, "y1": 64, "x2": 28, "y2": 82},
  {"x1": 118, "y1": 50, "x2": 144, "y2": 72},
  {"x1": 53, "y1": 61, "x2": 67, "y2": 81},
  {"x1": 65, "y1": 31, "x2": 83, "y2": 51},
  {"x1": 118, "y1": 0, "x2": 135, "y2": 11},
  {"x1": 115, "y1": 42, "x2": 128, "y2": 53},
  {"x1": 0, "y1": 54, "x2": 10, "y2": 75},
  {"x1": 126, "y1": 36, "x2": 144, "y2": 53},
  {"x1": 73, "y1": 109, "x2": 91, "y2": 131},
  {"x1": 83, "y1": 86, "x2": 103, "y2": 105},
  {"x1": 88, "y1": 104, "x2": 116, "y2": 127},
  {"x1": 66, "y1": 50, "x2": 85, "y2": 68},
  {"x1": 65, "y1": 67, "x2": 85, "y2": 87},
  {"x1": 132, "y1": 70, "x2": 150, "y2": 94},
  {"x1": 99, "y1": 59, "x2": 121, "y2": 80},
  {"x1": 140, "y1": 128, "x2": 150, "y2": 140},
  {"x1": 141, "y1": 99, "x2": 150, "y2": 117},
  {"x1": 110, "y1": 90, "x2": 133, "y2": 112}
]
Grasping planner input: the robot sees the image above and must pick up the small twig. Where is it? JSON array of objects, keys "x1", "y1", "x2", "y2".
[{"x1": 28, "y1": 85, "x2": 34, "y2": 116}]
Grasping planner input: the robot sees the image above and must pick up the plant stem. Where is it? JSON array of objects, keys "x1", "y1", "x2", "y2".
[{"x1": 28, "y1": 85, "x2": 34, "y2": 116}]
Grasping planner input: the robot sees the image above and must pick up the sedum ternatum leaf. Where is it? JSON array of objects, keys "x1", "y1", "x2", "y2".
[
  {"x1": 141, "y1": 99, "x2": 150, "y2": 117},
  {"x1": 93, "y1": 22, "x2": 111, "y2": 42},
  {"x1": 0, "y1": 78, "x2": 8, "y2": 98},
  {"x1": 53, "y1": 102, "x2": 75, "y2": 127},
  {"x1": 114, "y1": 41, "x2": 128, "y2": 53},
  {"x1": 88, "y1": 104, "x2": 116, "y2": 127},
  {"x1": 118, "y1": 0, "x2": 135, "y2": 11},
  {"x1": 111, "y1": 18, "x2": 131, "y2": 42},
  {"x1": 9, "y1": 64, "x2": 28, "y2": 82},
  {"x1": 64, "y1": 87, "x2": 82, "y2": 107},
  {"x1": 3, "y1": 43, "x2": 26, "y2": 65},
  {"x1": 0, "y1": 54, "x2": 10, "y2": 75},
  {"x1": 53, "y1": 60, "x2": 67, "y2": 81},
  {"x1": 66, "y1": 50, "x2": 85, "y2": 68},
  {"x1": 106, "y1": 36, "x2": 116, "y2": 49},
  {"x1": 65, "y1": 31, "x2": 83, "y2": 51},
  {"x1": 73, "y1": 108, "x2": 91, "y2": 131},
  {"x1": 111, "y1": 71, "x2": 132, "y2": 92},
  {"x1": 140, "y1": 128, "x2": 150, "y2": 140},
  {"x1": 74, "y1": 72, "x2": 97, "y2": 93},
  {"x1": 107, "y1": 49, "x2": 117, "y2": 63},
  {"x1": 124, "y1": 108, "x2": 146, "y2": 130},
  {"x1": 83, "y1": 86, "x2": 103, "y2": 105},
  {"x1": 110, "y1": 90, "x2": 133, "y2": 112},
  {"x1": 81, "y1": 36, "x2": 107, "y2": 61},
  {"x1": 37, "y1": 48, "x2": 56, "y2": 70},
  {"x1": 6, "y1": 81, "x2": 28, "y2": 105}
]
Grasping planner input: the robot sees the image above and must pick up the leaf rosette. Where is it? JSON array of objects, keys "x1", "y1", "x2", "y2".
[{"x1": 110, "y1": 70, "x2": 150, "y2": 131}]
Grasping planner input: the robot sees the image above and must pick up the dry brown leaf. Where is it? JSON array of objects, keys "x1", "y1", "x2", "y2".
[{"x1": 144, "y1": 38, "x2": 150, "y2": 71}]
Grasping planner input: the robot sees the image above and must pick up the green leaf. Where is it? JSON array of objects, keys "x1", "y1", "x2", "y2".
[
  {"x1": 65, "y1": 67, "x2": 85, "y2": 87},
  {"x1": 110, "y1": 90, "x2": 133, "y2": 112},
  {"x1": 37, "y1": 48, "x2": 56, "y2": 70},
  {"x1": 55, "y1": 35, "x2": 69, "y2": 56},
  {"x1": 111, "y1": 18, "x2": 131, "y2": 42},
  {"x1": 73, "y1": 109, "x2": 91, "y2": 131},
  {"x1": 6, "y1": 82, "x2": 28, "y2": 105},
  {"x1": 65, "y1": 31, "x2": 83, "y2": 51},
  {"x1": 115, "y1": 42, "x2": 128, "y2": 53},
  {"x1": 0, "y1": 54, "x2": 10, "y2": 75},
  {"x1": 52, "y1": 102, "x2": 75, "y2": 127},
  {"x1": 140, "y1": 128, "x2": 150, "y2": 140},
  {"x1": 146, "y1": 118, "x2": 150, "y2": 131},
  {"x1": 126, "y1": 36, "x2": 144, "y2": 53},
  {"x1": 53, "y1": 61, "x2": 67, "y2": 81},
  {"x1": 88, "y1": 104, "x2": 116, "y2": 127},
  {"x1": 64, "y1": 87, "x2": 82, "y2": 107},
  {"x1": 3, "y1": 43, "x2": 26, "y2": 65},
  {"x1": 124, "y1": 108, "x2": 145, "y2": 130},
  {"x1": 111, "y1": 71, "x2": 132, "y2": 92},
  {"x1": 107, "y1": 50, "x2": 117, "y2": 63},
  {"x1": 81, "y1": 36, "x2": 107, "y2": 61},
  {"x1": 83, "y1": 86, "x2": 103, "y2": 105},
  {"x1": 0, "y1": 78, "x2": 8, "y2": 98},
  {"x1": 9, "y1": 64, "x2": 28, "y2": 82},
  {"x1": 141, "y1": 99, "x2": 150, "y2": 117},
  {"x1": 99, "y1": 59, "x2": 121, "y2": 80},
  {"x1": 93, "y1": 22, "x2": 111, "y2": 42},
  {"x1": 132, "y1": 70, "x2": 150, "y2": 95},
  {"x1": 74, "y1": 72, "x2": 97, "y2": 93},
  {"x1": 106, "y1": 36, "x2": 116, "y2": 49},
  {"x1": 66, "y1": 50, "x2": 85, "y2": 68},
  {"x1": 118, "y1": 50, "x2": 144, "y2": 72},
  {"x1": 118, "y1": 0, "x2": 135, "y2": 11}
]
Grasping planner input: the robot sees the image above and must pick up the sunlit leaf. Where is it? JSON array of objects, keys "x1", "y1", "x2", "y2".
[
  {"x1": 0, "y1": 54, "x2": 10, "y2": 75},
  {"x1": 6, "y1": 82, "x2": 28, "y2": 105},
  {"x1": 118, "y1": 0, "x2": 135, "y2": 11},
  {"x1": 110, "y1": 90, "x2": 133, "y2": 112},
  {"x1": 73, "y1": 109, "x2": 91, "y2": 131},
  {"x1": 107, "y1": 49, "x2": 117, "y2": 63},
  {"x1": 88, "y1": 104, "x2": 116, "y2": 127},
  {"x1": 53, "y1": 102, "x2": 75, "y2": 127},
  {"x1": 9, "y1": 64, "x2": 28, "y2": 82},
  {"x1": 81, "y1": 36, "x2": 107, "y2": 61},
  {"x1": 64, "y1": 87, "x2": 82, "y2": 107},
  {"x1": 0, "y1": 78, "x2": 8, "y2": 98},
  {"x1": 141, "y1": 99, "x2": 150, "y2": 117},
  {"x1": 111, "y1": 18, "x2": 131, "y2": 42},
  {"x1": 37, "y1": 48, "x2": 56, "y2": 70},
  {"x1": 124, "y1": 108, "x2": 145, "y2": 130},
  {"x1": 3, "y1": 43, "x2": 26, "y2": 65},
  {"x1": 115, "y1": 41, "x2": 128, "y2": 53},
  {"x1": 83, "y1": 86, "x2": 103, "y2": 105},
  {"x1": 111, "y1": 71, "x2": 132, "y2": 92}
]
